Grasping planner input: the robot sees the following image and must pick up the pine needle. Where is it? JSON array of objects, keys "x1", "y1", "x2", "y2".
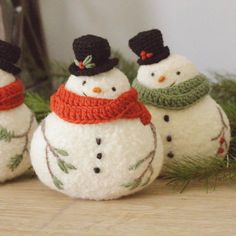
[{"x1": 25, "y1": 92, "x2": 50, "y2": 122}]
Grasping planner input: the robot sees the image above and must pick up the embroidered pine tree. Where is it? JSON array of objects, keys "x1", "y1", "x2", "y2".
[
  {"x1": 30, "y1": 35, "x2": 164, "y2": 200},
  {"x1": 129, "y1": 29, "x2": 231, "y2": 169},
  {"x1": 0, "y1": 40, "x2": 37, "y2": 182}
]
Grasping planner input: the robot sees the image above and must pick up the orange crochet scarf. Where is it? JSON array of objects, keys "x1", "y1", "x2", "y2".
[
  {"x1": 51, "y1": 85, "x2": 151, "y2": 125},
  {"x1": 0, "y1": 79, "x2": 24, "y2": 111}
]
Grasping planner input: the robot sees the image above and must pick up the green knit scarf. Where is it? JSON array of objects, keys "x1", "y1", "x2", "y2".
[{"x1": 132, "y1": 74, "x2": 210, "y2": 110}]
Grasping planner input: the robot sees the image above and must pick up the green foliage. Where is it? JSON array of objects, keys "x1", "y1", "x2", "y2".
[
  {"x1": 25, "y1": 92, "x2": 50, "y2": 122},
  {"x1": 8, "y1": 154, "x2": 23, "y2": 171},
  {"x1": 0, "y1": 127, "x2": 15, "y2": 142},
  {"x1": 57, "y1": 159, "x2": 76, "y2": 174},
  {"x1": 54, "y1": 148, "x2": 69, "y2": 157},
  {"x1": 52, "y1": 176, "x2": 64, "y2": 190}
]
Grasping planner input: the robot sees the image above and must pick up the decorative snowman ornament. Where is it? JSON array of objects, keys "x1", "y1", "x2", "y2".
[
  {"x1": 0, "y1": 40, "x2": 37, "y2": 182},
  {"x1": 30, "y1": 35, "x2": 164, "y2": 200},
  {"x1": 129, "y1": 29, "x2": 231, "y2": 166}
]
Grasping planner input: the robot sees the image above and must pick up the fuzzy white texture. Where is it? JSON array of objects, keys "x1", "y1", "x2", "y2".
[
  {"x1": 0, "y1": 69, "x2": 15, "y2": 87},
  {"x1": 148, "y1": 96, "x2": 230, "y2": 165},
  {"x1": 31, "y1": 68, "x2": 164, "y2": 200},
  {"x1": 65, "y1": 68, "x2": 130, "y2": 98},
  {"x1": 31, "y1": 114, "x2": 163, "y2": 200},
  {"x1": 137, "y1": 54, "x2": 199, "y2": 89},
  {"x1": 0, "y1": 104, "x2": 37, "y2": 182},
  {"x1": 136, "y1": 54, "x2": 231, "y2": 166},
  {"x1": 0, "y1": 71, "x2": 37, "y2": 182}
]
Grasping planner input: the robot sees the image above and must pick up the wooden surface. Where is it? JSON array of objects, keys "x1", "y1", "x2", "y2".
[{"x1": 0, "y1": 177, "x2": 236, "y2": 236}]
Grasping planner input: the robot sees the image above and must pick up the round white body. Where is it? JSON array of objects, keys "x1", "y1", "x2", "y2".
[
  {"x1": 30, "y1": 113, "x2": 163, "y2": 200},
  {"x1": 0, "y1": 104, "x2": 37, "y2": 182},
  {"x1": 148, "y1": 95, "x2": 231, "y2": 165}
]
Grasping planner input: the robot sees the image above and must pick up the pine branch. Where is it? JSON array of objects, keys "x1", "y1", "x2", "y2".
[
  {"x1": 25, "y1": 92, "x2": 50, "y2": 122},
  {"x1": 163, "y1": 157, "x2": 236, "y2": 192}
]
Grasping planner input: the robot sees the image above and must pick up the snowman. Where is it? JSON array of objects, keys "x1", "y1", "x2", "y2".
[
  {"x1": 30, "y1": 35, "x2": 163, "y2": 200},
  {"x1": 0, "y1": 40, "x2": 37, "y2": 182},
  {"x1": 129, "y1": 29, "x2": 231, "y2": 167}
]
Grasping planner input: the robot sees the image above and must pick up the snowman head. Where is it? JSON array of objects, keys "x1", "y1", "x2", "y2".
[
  {"x1": 129, "y1": 29, "x2": 199, "y2": 89},
  {"x1": 65, "y1": 68, "x2": 130, "y2": 99},
  {"x1": 0, "y1": 40, "x2": 21, "y2": 87},
  {"x1": 0, "y1": 69, "x2": 16, "y2": 87},
  {"x1": 66, "y1": 34, "x2": 130, "y2": 98},
  {"x1": 136, "y1": 54, "x2": 199, "y2": 89}
]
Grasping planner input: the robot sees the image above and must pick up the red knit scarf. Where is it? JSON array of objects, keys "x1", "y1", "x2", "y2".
[
  {"x1": 0, "y1": 80, "x2": 24, "y2": 111},
  {"x1": 50, "y1": 85, "x2": 151, "y2": 125}
]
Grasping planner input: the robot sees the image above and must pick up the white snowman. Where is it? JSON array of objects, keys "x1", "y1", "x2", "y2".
[
  {"x1": 0, "y1": 40, "x2": 37, "y2": 182},
  {"x1": 30, "y1": 35, "x2": 163, "y2": 200},
  {"x1": 129, "y1": 29, "x2": 231, "y2": 166}
]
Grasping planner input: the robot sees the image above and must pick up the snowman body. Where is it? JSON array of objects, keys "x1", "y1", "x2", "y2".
[
  {"x1": 0, "y1": 70, "x2": 37, "y2": 182},
  {"x1": 31, "y1": 68, "x2": 163, "y2": 200},
  {"x1": 134, "y1": 54, "x2": 231, "y2": 164},
  {"x1": 148, "y1": 95, "x2": 230, "y2": 163}
]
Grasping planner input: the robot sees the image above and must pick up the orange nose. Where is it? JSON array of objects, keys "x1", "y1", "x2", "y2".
[
  {"x1": 158, "y1": 75, "x2": 166, "y2": 82},
  {"x1": 92, "y1": 87, "x2": 102, "y2": 93}
]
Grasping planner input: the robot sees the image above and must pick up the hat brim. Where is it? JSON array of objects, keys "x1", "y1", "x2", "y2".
[
  {"x1": 69, "y1": 58, "x2": 118, "y2": 76},
  {"x1": 0, "y1": 58, "x2": 21, "y2": 75},
  {"x1": 137, "y1": 46, "x2": 170, "y2": 65}
]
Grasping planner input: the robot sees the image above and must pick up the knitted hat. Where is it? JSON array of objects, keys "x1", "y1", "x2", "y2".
[
  {"x1": 69, "y1": 35, "x2": 118, "y2": 76},
  {"x1": 0, "y1": 40, "x2": 21, "y2": 75},
  {"x1": 129, "y1": 29, "x2": 170, "y2": 65}
]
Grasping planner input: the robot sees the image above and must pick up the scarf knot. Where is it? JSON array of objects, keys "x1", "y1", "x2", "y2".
[
  {"x1": 133, "y1": 74, "x2": 210, "y2": 110},
  {"x1": 0, "y1": 79, "x2": 24, "y2": 111},
  {"x1": 50, "y1": 86, "x2": 151, "y2": 125}
]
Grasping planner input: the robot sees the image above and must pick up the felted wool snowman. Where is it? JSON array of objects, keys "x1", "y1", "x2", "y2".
[
  {"x1": 129, "y1": 29, "x2": 231, "y2": 166},
  {"x1": 0, "y1": 40, "x2": 37, "y2": 182},
  {"x1": 30, "y1": 35, "x2": 164, "y2": 200}
]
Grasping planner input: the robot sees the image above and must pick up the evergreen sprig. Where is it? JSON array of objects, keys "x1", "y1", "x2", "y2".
[
  {"x1": 8, "y1": 154, "x2": 24, "y2": 171},
  {"x1": 25, "y1": 92, "x2": 50, "y2": 122},
  {"x1": 0, "y1": 127, "x2": 15, "y2": 142}
]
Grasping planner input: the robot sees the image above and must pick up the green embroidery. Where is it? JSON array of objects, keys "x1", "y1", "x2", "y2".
[
  {"x1": 41, "y1": 121, "x2": 77, "y2": 190},
  {"x1": 133, "y1": 74, "x2": 210, "y2": 110},
  {"x1": 0, "y1": 128, "x2": 15, "y2": 142},
  {"x1": 7, "y1": 154, "x2": 23, "y2": 171},
  {"x1": 122, "y1": 123, "x2": 157, "y2": 190},
  {"x1": 0, "y1": 114, "x2": 34, "y2": 171},
  {"x1": 74, "y1": 55, "x2": 96, "y2": 69}
]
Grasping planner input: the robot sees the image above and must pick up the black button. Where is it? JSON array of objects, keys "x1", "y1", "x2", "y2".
[
  {"x1": 94, "y1": 167, "x2": 101, "y2": 173},
  {"x1": 166, "y1": 135, "x2": 172, "y2": 142},
  {"x1": 97, "y1": 153, "x2": 102, "y2": 159},
  {"x1": 167, "y1": 152, "x2": 174, "y2": 158},
  {"x1": 96, "y1": 138, "x2": 101, "y2": 145},
  {"x1": 164, "y1": 115, "x2": 169, "y2": 122}
]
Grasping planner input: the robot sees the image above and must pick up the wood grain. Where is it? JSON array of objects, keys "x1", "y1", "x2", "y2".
[{"x1": 0, "y1": 176, "x2": 236, "y2": 236}]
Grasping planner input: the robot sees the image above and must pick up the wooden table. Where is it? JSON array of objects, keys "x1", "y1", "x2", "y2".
[{"x1": 0, "y1": 176, "x2": 236, "y2": 236}]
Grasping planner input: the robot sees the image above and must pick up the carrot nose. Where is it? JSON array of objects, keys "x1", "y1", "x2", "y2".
[
  {"x1": 158, "y1": 75, "x2": 166, "y2": 82},
  {"x1": 92, "y1": 87, "x2": 102, "y2": 93}
]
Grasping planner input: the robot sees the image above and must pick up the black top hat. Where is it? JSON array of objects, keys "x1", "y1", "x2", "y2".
[
  {"x1": 0, "y1": 40, "x2": 21, "y2": 75},
  {"x1": 129, "y1": 29, "x2": 170, "y2": 65},
  {"x1": 69, "y1": 35, "x2": 118, "y2": 76}
]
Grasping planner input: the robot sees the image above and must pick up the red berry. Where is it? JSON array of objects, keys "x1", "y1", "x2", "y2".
[
  {"x1": 220, "y1": 137, "x2": 225, "y2": 144},
  {"x1": 217, "y1": 147, "x2": 224, "y2": 154}
]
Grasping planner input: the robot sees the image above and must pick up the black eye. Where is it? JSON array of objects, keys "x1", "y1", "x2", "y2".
[
  {"x1": 82, "y1": 81, "x2": 86, "y2": 85},
  {"x1": 112, "y1": 87, "x2": 116, "y2": 92},
  {"x1": 151, "y1": 72, "x2": 155, "y2": 77},
  {"x1": 176, "y1": 71, "x2": 181, "y2": 75}
]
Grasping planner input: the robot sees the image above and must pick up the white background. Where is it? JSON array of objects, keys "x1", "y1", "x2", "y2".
[{"x1": 40, "y1": 0, "x2": 236, "y2": 74}]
